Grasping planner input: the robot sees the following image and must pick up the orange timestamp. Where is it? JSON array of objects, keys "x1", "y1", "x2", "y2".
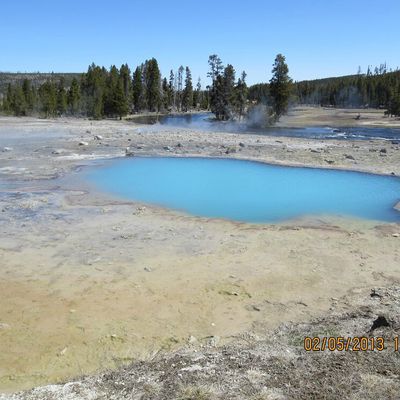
[{"x1": 303, "y1": 336, "x2": 398, "y2": 352}]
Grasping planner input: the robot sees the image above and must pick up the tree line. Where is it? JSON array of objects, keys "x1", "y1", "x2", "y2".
[
  {"x1": 0, "y1": 54, "x2": 293, "y2": 122},
  {"x1": 2, "y1": 57, "x2": 399, "y2": 120},
  {"x1": 0, "y1": 59, "x2": 207, "y2": 119},
  {"x1": 248, "y1": 64, "x2": 400, "y2": 117}
]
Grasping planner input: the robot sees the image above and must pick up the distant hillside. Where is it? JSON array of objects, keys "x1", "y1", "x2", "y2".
[
  {"x1": 248, "y1": 74, "x2": 363, "y2": 105},
  {"x1": 249, "y1": 70, "x2": 400, "y2": 110},
  {"x1": 0, "y1": 72, "x2": 82, "y2": 94}
]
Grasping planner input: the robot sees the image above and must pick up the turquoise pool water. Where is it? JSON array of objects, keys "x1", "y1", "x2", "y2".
[{"x1": 87, "y1": 157, "x2": 400, "y2": 223}]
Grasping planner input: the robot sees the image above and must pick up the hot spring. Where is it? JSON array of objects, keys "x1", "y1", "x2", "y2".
[{"x1": 86, "y1": 157, "x2": 400, "y2": 223}]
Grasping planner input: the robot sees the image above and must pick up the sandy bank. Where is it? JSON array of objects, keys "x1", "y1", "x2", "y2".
[{"x1": 278, "y1": 106, "x2": 400, "y2": 128}]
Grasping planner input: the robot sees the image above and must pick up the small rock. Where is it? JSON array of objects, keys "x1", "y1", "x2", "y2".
[
  {"x1": 380, "y1": 148, "x2": 387, "y2": 153},
  {"x1": 144, "y1": 267, "x2": 152, "y2": 272},
  {"x1": 79, "y1": 141, "x2": 89, "y2": 146},
  {"x1": 369, "y1": 315, "x2": 390, "y2": 333},
  {"x1": 58, "y1": 347, "x2": 68, "y2": 356},
  {"x1": 86, "y1": 130, "x2": 91, "y2": 134},
  {"x1": 180, "y1": 364, "x2": 203, "y2": 372},
  {"x1": 2, "y1": 147, "x2": 12, "y2": 152},
  {"x1": 392, "y1": 233, "x2": 400, "y2": 238},
  {"x1": 370, "y1": 289, "x2": 383, "y2": 298},
  {"x1": 94, "y1": 135, "x2": 103, "y2": 140},
  {"x1": 176, "y1": 143, "x2": 183, "y2": 148},
  {"x1": 188, "y1": 335, "x2": 198, "y2": 344},
  {"x1": 163, "y1": 146, "x2": 173, "y2": 151},
  {"x1": 239, "y1": 142, "x2": 245, "y2": 148},
  {"x1": 225, "y1": 147, "x2": 236, "y2": 154},
  {"x1": 208, "y1": 335, "x2": 220, "y2": 346},
  {"x1": 125, "y1": 147, "x2": 134, "y2": 156},
  {"x1": 345, "y1": 154, "x2": 355, "y2": 160},
  {"x1": 324, "y1": 159, "x2": 335, "y2": 164}
]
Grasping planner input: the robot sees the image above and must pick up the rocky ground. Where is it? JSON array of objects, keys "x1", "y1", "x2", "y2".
[
  {"x1": 3, "y1": 286, "x2": 400, "y2": 399},
  {"x1": 0, "y1": 108, "x2": 400, "y2": 397}
]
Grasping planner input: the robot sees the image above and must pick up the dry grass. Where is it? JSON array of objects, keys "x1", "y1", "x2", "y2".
[{"x1": 177, "y1": 385, "x2": 215, "y2": 400}]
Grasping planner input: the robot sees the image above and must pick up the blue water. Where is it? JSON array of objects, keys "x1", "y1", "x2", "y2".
[
  {"x1": 87, "y1": 157, "x2": 400, "y2": 223},
  {"x1": 133, "y1": 112, "x2": 400, "y2": 141}
]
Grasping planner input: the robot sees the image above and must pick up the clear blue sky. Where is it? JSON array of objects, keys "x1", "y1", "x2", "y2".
[{"x1": 1, "y1": 0, "x2": 399, "y2": 85}]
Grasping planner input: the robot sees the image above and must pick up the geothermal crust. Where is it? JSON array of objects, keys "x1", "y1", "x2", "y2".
[{"x1": 0, "y1": 107, "x2": 400, "y2": 393}]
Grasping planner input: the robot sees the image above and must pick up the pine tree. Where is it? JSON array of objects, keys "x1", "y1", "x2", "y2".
[
  {"x1": 211, "y1": 75, "x2": 225, "y2": 120},
  {"x1": 81, "y1": 63, "x2": 106, "y2": 119},
  {"x1": 208, "y1": 58, "x2": 240, "y2": 120},
  {"x1": 104, "y1": 65, "x2": 120, "y2": 116},
  {"x1": 269, "y1": 54, "x2": 292, "y2": 120},
  {"x1": 207, "y1": 54, "x2": 223, "y2": 82},
  {"x1": 119, "y1": 63, "x2": 132, "y2": 102},
  {"x1": 386, "y1": 88, "x2": 400, "y2": 117},
  {"x1": 132, "y1": 66, "x2": 143, "y2": 112},
  {"x1": 56, "y1": 78, "x2": 67, "y2": 115},
  {"x1": 168, "y1": 70, "x2": 175, "y2": 110},
  {"x1": 235, "y1": 71, "x2": 248, "y2": 119},
  {"x1": 222, "y1": 64, "x2": 236, "y2": 120},
  {"x1": 161, "y1": 77, "x2": 169, "y2": 111},
  {"x1": 177, "y1": 66, "x2": 184, "y2": 111},
  {"x1": 193, "y1": 77, "x2": 201, "y2": 109},
  {"x1": 39, "y1": 81, "x2": 57, "y2": 117},
  {"x1": 13, "y1": 86, "x2": 27, "y2": 116},
  {"x1": 67, "y1": 78, "x2": 81, "y2": 115},
  {"x1": 144, "y1": 58, "x2": 161, "y2": 112},
  {"x1": 208, "y1": 54, "x2": 225, "y2": 120},
  {"x1": 114, "y1": 78, "x2": 129, "y2": 119},
  {"x1": 182, "y1": 67, "x2": 193, "y2": 112},
  {"x1": 2, "y1": 84, "x2": 13, "y2": 114},
  {"x1": 22, "y1": 79, "x2": 35, "y2": 114}
]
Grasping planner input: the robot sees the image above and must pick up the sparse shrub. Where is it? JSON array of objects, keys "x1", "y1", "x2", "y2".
[{"x1": 177, "y1": 385, "x2": 213, "y2": 400}]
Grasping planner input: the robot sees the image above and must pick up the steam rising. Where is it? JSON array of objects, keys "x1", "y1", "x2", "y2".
[{"x1": 133, "y1": 112, "x2": 400, "y2": 141}]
